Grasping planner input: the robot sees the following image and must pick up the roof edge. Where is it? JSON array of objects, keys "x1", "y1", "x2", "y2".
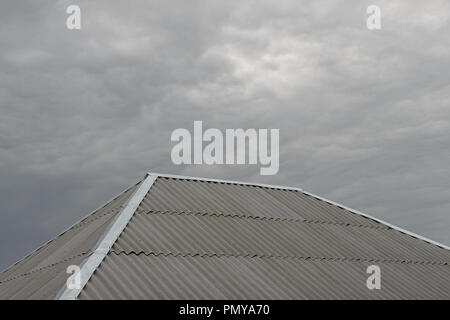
[
  {"x1": 56, "y1": 174, "x2": 157, "y2": 300},
  {"x1": 147, "y1": 172, "x2": 303, "y2": 192},
  {"x1": 302, "y1": 190, "x2": 450, "y2": 251},
  {"x1": 149, "y1": 172, "x2": 449, "y2": 251}
]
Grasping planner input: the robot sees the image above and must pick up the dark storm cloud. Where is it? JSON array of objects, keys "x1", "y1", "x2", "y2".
[{"x1": 1, "y1": 0, "x2": 449, "y2": 270}]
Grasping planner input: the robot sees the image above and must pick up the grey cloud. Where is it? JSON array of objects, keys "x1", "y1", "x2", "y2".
[{"x1": 1, "y1": 0, "x2": 449, "y2": 270}]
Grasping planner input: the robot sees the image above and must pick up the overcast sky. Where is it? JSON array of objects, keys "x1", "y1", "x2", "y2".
[{"x1": 1, "y1": 0, "x2": 449, "y2": 271}]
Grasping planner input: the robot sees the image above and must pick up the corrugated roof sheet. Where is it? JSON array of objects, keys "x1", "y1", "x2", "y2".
[
  {"x1": 1, "y1": 174, "x2": 449, "y2": 299},
  {"x1": 84, "y1": 176, "x2": 449, "y2": 299},
  {"x1": 138, "y1": 178, "x2": 380, "y2": 227},
  {"x1": 112, "y1": 210, "x2": 449, "y2": 263},
  {"x1": 79, "y1": 253, "x2": 450, "y2": 300}
]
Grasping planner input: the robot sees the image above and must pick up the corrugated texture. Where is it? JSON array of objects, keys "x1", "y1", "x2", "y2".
[
  {"x1": 263, "y1": 187, "x2": 381, "y2": 227},
  {"x1": 79, "y1": 176, "x2": 449, "y2": 299},
  {"x1": 138, "y1": 177, "x2": 381, "y2": 227},
  {"x1": 0, "y1": 182, "x2": 139, "y2": 299},
  {"x1": 112, "y1": 211, "x2": 450, "y2": 264},
  {"x1": 79, "y1": 253, "x2": 450, "y2": 300}
]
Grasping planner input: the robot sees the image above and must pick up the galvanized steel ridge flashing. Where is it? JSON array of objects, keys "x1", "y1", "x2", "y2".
[{"x1": 56, "y1": 174, "x2": 157, "y2": 300}]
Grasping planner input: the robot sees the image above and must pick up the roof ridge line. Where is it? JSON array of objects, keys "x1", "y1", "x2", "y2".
[
  {"x1": 148, "y1": 172, "x2": 450, "y2": 251},
  {"x1": 56, "y1": 173, "x2": 157, "y2": 300},
  {"x1": 147, "y1": 172, "x2": 303, "y2": 191}
]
